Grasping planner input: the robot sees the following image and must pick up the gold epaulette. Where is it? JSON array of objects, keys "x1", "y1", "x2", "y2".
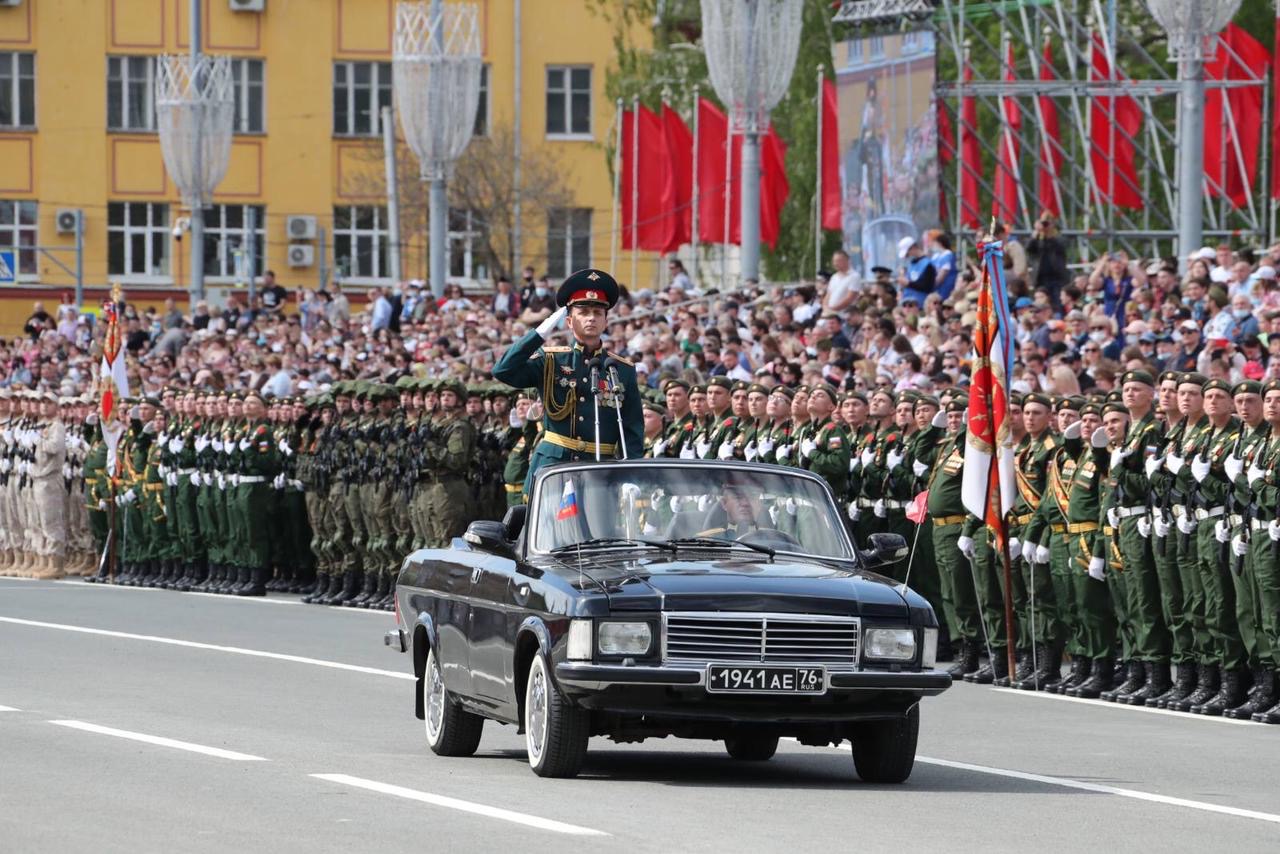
[
  {"x1": 542, "y1": 346, "x2": 571, "y2": 354},
  {"x1": 606, "y1": 351, "x2": 634, "y2": 367}
]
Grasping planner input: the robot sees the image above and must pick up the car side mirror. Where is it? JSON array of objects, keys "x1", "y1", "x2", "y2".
[
  {"x1": 464, "y1": 520, "x2": 512, "y2": 554},
  {"x1": 860, "y1": 532, "x2": 909, "y2": 568},
  {"x1": 502, "y1": 504, "x2": 527, "y2": 541}
]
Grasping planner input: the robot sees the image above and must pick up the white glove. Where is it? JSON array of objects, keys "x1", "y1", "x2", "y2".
[
  {"x1": 157, "y1": 431, "x2": 168, "y2": 445},
  {"x1": 1224, "y1": 454, "x2": 1243, "y2": 483},
  {"x1": 1231, "y1": 535, "x2": 1249, "y2": 557},
  {"x1": 1009, "y1": 537, "x2": 1021, "y2": 556},
  {"x1": 800, "y1": 438, "x2": 818, "y2": 459},
  {"x1": 1063, "y1": 421, "x2": 1082, "y2": 440},
  {"x1": 1214, "y1": 520, "x2": 1230, "y2": 543},
  {"x1": 1176, "y1": 514, "x2": 1195, "y2": 535},
  {"x1": 1248, "y1": 464, "x2": 1267, "y2": 487},
  {"x1": 860, "y1": 448, "x2": 874, "y2": 468},
  {"x1": 211, "y1": 439, "x2": 223, "y2": 453},
  {"x1": 508, "y1": 411, "x2": 523, "y2": 429},
  {"x1": 1109, "y1": 447, "x2": 1132, "y2": 469},
  {"x1": 873, "y1": 499, "x2": 886, "y2": 518},
  {"x1": 1166, "y1": 454, "x2": 1184, "y2": 474},
  {"x1": 1034, "y1": 544, "x2": 1050, "y2": 564},
  {"x1": 98, "y1": 499, "x2": 108, "y2": 510},
  {"x1": 912, "y1": 460, "x2": 928, "y2": 477},
  {"x1": 695, "y1": 440, "x2": 711, "y2": 458},
  {"x1": 278, "y1": 438, "x2": 293, "y2": 457},
  {"x1": 957, "y1": 535, "x2": 975, "y2": 558},
  {"x1": 1269, "y1": 520, "x2": 1280, "y2": 542},
  {"x1": 886, "y1": 449, "x2": 904, "y2": 470},
  {"x1": 1137, "y1": 517, "x2": 1151, "y2": 538},
  {"x1": 187, "y1": 471, "x2": 199, "y2": 487},
  {"x1": 273, "y1": 473, "x2": 286, "y2": 490},
  {"x1": 744, "y1": 442, "x2": 758, "y2": 462},
  {"x1": 1090, "y1": 427, "x2": 1109, "y2": 449},
  {"x1": 157, "y1": 464, "x2": 169, "y2": 477},
  {"x1": 652, "y1": 438, "x2": 668, "y2": 457},
  {"x1": 61, "y1": 463, "x2": 71, "y2": 480},
  {"x1": 697, "y1": 494, "x2": 713, "y2": 512},
  {"x1": 194, "y1": 436, "x2": 207, "y2": 453},
  {"x1": 784, "y1": 497, "x2": 798, "y2": 516},
  {"x1": 535, "y1": 306, "x2": 568, "y2": 338},
  {"x1": 775, "y1": 444, "x2": 791, "y2": 462},
  {"x1": 1144, "y1": 456, "x2": 1162, "y2": 479},
  {"x1": 1088, "y1": 556, "x2": 1105, "y2": 580},
  {"x1": 932, "y1": 411, "x2": 948, "y2": 428},
  {"x1": 1106, "y1": 508, "x2": 1120, "y2": 528},
  {"x1": 847, "y1": 501, "x2": 861, "y2": 521},
  {"x1": 668, "y1": 495, "x2": 682, "y2": 513},
  {"x1": 170, "y1": 438, "x2": 184, "y2": 454},
  {"x1": 1153, "y1": 515, "x2": 1170, "y2": 538},
  {"x1": 143, "y1": 422, "x2": 157, "y2": 435},
  {"x1": 122, "y1": 488, "x2": 137, "y2": 504},
  {"x1": 679, "y1": 445, "x2": 696, "y2": 460},
  {"x1": 717, "y1": 441, "x2": 735, "y2": 460},
  {"x1": 1191, "y1": 455, "x2": 1211, "y2": 483},
  {"x1": 238, "y1": 438, "x2": 251, "y2": 452},
  {"x1": 757, "y1": 437, "x2": 774, "y2": 456}
]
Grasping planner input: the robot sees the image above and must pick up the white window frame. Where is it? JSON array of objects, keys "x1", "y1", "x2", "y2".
[
  {"x1": 545, "y1": 65, "x2": 592, "y2": 140},
  {"x1": 0, "y1": 199, "x2": 38, "y2": 281},
  {"x1": 546, "y1": 208, "x2": 591, "y2": 279},
  {"x1": 107, "y1": 55, "x2": 156, "y2": 132},
  {"x1": 333, "y1": 61, "x2": 392, "y2": 137},
  {"x1": 847, "y1": 39, "x2": 864, "y2": 65},
  {"x1": 0, "y1": 52, "x2": 35, "y2": 129},
  {"x1": 107, "y1": 202, "x2": 170, "y2": 282},
  {"x1": 448, "y1": 207, "x2": 488, "y2": 284},
  {"x1": 230, "y1": 58, "x2": 266, "y2": 134},
  {"x1": 202, "y1": 204, "x2": 266, "y2": 283},
  {"x1": 473, "y1": 63, "x2": 490, "y2": 137},
  {"x1": 332, "y1": 205, "x2": 391, "y2": 283},
  {"x1": 869, "y1": 36, "x2": 885, "y2": 59}
]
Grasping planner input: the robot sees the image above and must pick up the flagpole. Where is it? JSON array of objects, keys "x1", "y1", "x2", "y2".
[
  {"x1": 814, "y1": 65, "x2": 823, "y2": 279},
  {"x1": 630, "y1": 94, "x2": 640, "y2": 291},
  {"x1": 1000, "y1": 518, "x2": 1016, "y2": 681},
  {"x1": 611, "y1": 97, "x2": 622, "y2": 275},
  {"x1": 691, "y1": 87, "x2": 700, "y2": 286},
  {"x1": 722, "y1": 122, "x2": 732, "y2": 288}
]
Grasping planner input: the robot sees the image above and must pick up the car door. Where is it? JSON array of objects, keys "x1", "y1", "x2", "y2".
[
  {"x1": 467, "y1": 553, "x2": 520, "y2": 715},
  {"x1": 429, "y1": 559, "x2": 475, "y2": 698}
]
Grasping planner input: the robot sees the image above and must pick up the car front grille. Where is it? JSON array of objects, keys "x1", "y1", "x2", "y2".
[{"x1": 662, "y1": 612, "x2": 860, "y2": 666}]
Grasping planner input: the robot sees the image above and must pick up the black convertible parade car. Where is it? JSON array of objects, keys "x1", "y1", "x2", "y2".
[{"x1": 385, "y1": 460, "x2": 950, "y2": 780}]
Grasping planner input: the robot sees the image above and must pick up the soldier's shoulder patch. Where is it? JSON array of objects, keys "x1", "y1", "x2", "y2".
[
  {"x1": 828, "y1": 435, "x2": 843, "y2": 449},
  {"x1": 606, "y1": 350, "x2": 634, "y2": 367}
]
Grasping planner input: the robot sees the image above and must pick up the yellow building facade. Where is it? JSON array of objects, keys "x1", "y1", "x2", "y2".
[{"x1": 0, "y1": 0, "x2": 654, "y2": 332}]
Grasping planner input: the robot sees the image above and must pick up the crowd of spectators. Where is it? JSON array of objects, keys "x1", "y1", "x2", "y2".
[{"x1": 6, "y1": 215, "x2": 1280, "y2": 403}]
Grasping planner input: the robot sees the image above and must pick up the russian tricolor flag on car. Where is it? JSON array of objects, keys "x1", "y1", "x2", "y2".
[{"x1": 557, "y1": 479, "x2": 579, "y2": 521}]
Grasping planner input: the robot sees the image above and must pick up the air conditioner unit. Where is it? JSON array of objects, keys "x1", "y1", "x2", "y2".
[
  {"x1": 286, "y1": 215, "x2": 317, "y2": 241},
  {"x1": 55, "y1": 209, "x2": 83, "y2": 235},
  {"x1": 228, "y1": 0, "x2": 265, "y2": 11},
  {"x1": 287, "y1": 244, "x2": 315, "y2": 268}
]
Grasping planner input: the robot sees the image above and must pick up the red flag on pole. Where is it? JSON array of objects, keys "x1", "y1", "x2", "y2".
[
  {"x1": 960, "y1": 65, "x2": 982, "y2": 229},
  {"x1": 992, "y1": 42, "x2": 1021, "y2": 223},
  {"x1": 1204, "y1": 23, "x2": 1269, "y2": 210},
  {"x1": 1038, "y1": 39, "x2": 1064, "y2": 218},
  {"x1": 820, "y1": 78, "x2": 841, "y2": 230},
  {"x1": 758, "y1": 128, "x2": 790, "y2": 250},
  {"x1": 905, "y1": 490, "x2": 929, "y2": 525},
  {"x1": 661, "y1": 104, "x2": 694, "y2": 252},
  {"x1": 621, "y1": 104, "x2": 675, "y2": 251},
  {"x1": 696, "y1": 98, "x2": 729, "y2": 244},
  {"x1": 1088, "y1": 32, "x2": 1143, "y2": 210}
]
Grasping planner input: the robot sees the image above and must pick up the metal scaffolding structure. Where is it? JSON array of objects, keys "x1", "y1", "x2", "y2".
[{"x1": 833, "y1": 0, "x2": 1270, "y2": 262}]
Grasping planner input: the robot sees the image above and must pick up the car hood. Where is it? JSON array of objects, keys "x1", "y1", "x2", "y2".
[{"x1": 547, "y1": 551, "x2": 914, "y2": 620}]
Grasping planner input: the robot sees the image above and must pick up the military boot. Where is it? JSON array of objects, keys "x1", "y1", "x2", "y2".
[
  {"x1": 1051, "y1": 656, "x2": 1090, "y2": 695},
  {"x1": 991, "y1": 650, "x2": 1011, "y2": 686},
  {"x1": 1149, "y1": 661, "x2": 1195, "y2": 708},
  {"x1": 302, "y1": 573, "x2": 329, "y2": 604},
  {"x1": 315, "y1": 572, "x2": 344, "y2": 605},
  {"x1": 1124, "y1": 661, "x2": 1171, "y2": 706},
  {"x1": 1193, "y1": 667, "x2": 1248, "y2": 716},
  {"x1": 235, "y1": 567, "x2": 268, "y2": 597},
  {"x1": 368, "y1": 572, "x2": 392, "y2": 610},
  {"x1": 1169, "y1": 664, "x2": 1218, "y2": 712},
  {"x1": 1068, "y1": 658, "x2": 1113, "y2": 699},
  {"x1": 1250, "y1": 693, "x2": 1280, "y2": 723},
  {"x1": 232, "y1": 566, "x2": 255, "y2": 595},
  {"x1": 350, "y1": 571, "x2": 379, "y2": 607},
  {"x1": 324, "y1": 570, "x2": 360, "y2": 606},
  {"x1": 1101, "y1": 661, "x2": 1144, "y2": 702},
  {"x1": 215, "y1": 566, "x2": 239, "y2": 594},
  {"x1": 1225, "y1": 669, "x2": 1276, "y2": 720},
  {"x1": 946, "y1": 641, "x2": 979, "y2": 679},
  {"x1": 1012, "y1": 649, "x2": 1035, "y2": 685},
  {"x1": 1013, "y1": 644, "x2": 1051, "y2": 691}
]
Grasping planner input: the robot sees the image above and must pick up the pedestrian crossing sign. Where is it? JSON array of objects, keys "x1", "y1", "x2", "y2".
[{"x1": 0, "y1": 250, "x2": 15, "y2": 285}]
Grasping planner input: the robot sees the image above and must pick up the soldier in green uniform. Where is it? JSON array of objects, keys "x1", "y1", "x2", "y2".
[
  {"x1": 655, "y1": 380, "x2": 696, "y2": 458},
  {"x1": 226, "y1": 391, "x2": 282, "y2": 596},
  {"x1": 898, "y1": 394, "x2": 946, "y2": 634},
  {"x1": 798, "y1": 383, "x2": 850, "y2": 498},
  {"x1": 503, "y1": 391, "x2": 540, "y2": 506},
  {"x1": 423, "y1": 379, "x2": 478, "y2": 546},
  {"x1": 299, "y1": 394, "x2": 335, "y2": 602},
  {"x1": 491, "y1": 269, "x2": 644, "y2": 499},
  {"x1": 642, "y1": 401, "x2": 667, "y2": 456},
  {"x1": 700, "y1": 377, "x2": 738, "y2": 461},
  {"x1": 1245, "y1": 380, "x2": 1280, "y2": 723}
]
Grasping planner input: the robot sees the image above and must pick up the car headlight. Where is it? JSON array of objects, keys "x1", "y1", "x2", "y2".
[
  {"x1": 597, "y1": 621, "x2": 652, "y2": 656},
  {"x1": 864, "y1": 628, "x2": 917, "y2": 661},
  {"x1": 567, "y1": 619, "x2": 593, "y2": 661}
]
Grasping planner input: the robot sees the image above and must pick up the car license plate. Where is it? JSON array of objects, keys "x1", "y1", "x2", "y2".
[{"x1": 706, "y1": 665, "x2": 826, "y2": 695}]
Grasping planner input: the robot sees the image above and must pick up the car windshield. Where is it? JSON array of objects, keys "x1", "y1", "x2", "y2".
[{"x1": 529, "y1": 464, "x2": 854, "y2": 560}]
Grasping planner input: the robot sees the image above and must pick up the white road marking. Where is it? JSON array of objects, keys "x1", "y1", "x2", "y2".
[
  {"x1": 0, "y1": 705, "x2": 20, "y2": 712},
  {"x1": 49, "y1": 720, "x2": 267, "y2": 762},
  {"x1": 0, "y1": 617, "x2": 414, "y2": 681},
  {"x1": 916, "y1": 756, "x2": 1280, "y2": 825},
  {"x1": 51, "y1": 579, "x2": 392, "y2": 616},
  {"x1": 989, "y1": 686, "x2": 1258, "y2": 726},
  {"x1": 310, "y1": 774, "x2": 609, "y2": 837}
]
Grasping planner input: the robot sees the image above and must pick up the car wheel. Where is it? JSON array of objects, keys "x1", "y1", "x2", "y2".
[
  {"x1": 724, "y1": 735, "x2": 779, "y2": 761},
  {"x1": 423, "y1": 647, "x2": 483, "y2": 757},
  {"x1": 524, "y1": 652, "x2": 589, "y2": 778},
  {"x1": 850, "y1": 705, "x2": 919, "y2": 783}
]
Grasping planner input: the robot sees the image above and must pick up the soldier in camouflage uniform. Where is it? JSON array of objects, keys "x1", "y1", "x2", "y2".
[{"x1": 423, "y1": 379, "x2": 478, "y2": 547}]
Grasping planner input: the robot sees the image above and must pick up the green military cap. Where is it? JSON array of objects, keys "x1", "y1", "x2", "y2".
[
  {"x1": 913, "y1": 394, "x2": 940, "y2": 410},
  {"x1": 707, "y1": 377, "x2": 733, "y2": 391},
  {"x1": 1157, "y1": 370, "x2": 1181, "y2": 385},
  {"x1": 663, "y1": 378, "x2": 690, "y2": 393},
  {"x1": 1102, "y1": 401, "x2": 1128, "y2": 416},
  {"x1": 243, "y1": 389, "x2": 267, "y2": 405},
  {"x1": 1120, "y1": 369, "x2": 1155, "y2": 388},
  {"x1": 945, "y1": 397, "x2": 968, "y2": 414},
  {"x1": 809, "y1": 383, "x2": 839, "y2": 404},
  {"x1": 769, "y1": 385, "x2": 795, "y2": 400},
  {"x1": 690, "y1": 384, "x2": 707, "y2": 395},
  {"x1": 1055, "y1": 395, "x2": 1085, "y2": 413},
  {"x1": 1009, "y1": 392, "x2": 1025, "y2": 407},
  {"x1": 795, "y1": 384, "x2": 810, "y2": 395},
  {"x1": 1081, "y1": 402, "x2": 1101, "y2": 416},
  {"x1": 1178, "y1": 372, "x2": 1208, "y2": 388},
  {"x1": 1203, "y1": 378, "x2": 1232, "y2": 395},
  {"x1": 557, "y1": 268, "x2": 620, "y2": 309},
  {"x1": 870, "y1": 387, "x2": 897, "y2": 405},
  {"x1": 900, "y1": 389, "x2": 921, "y2": 404},
  {"x1": 747, "y1": 383, "x2": 768, "y2": 397},
  {"x1": 141, "y1": 395, "x2": 162, "y2": 407},
  {"x1": 731, "y1": 381, "x2": 750, "y2": 393},
  {"x1": 394, "y1": 375, "x2": 416, "y2": 390},
  {"x1": 1232, "y1": 380, "x2": 1263, "y2": 397},
  {"x1": 439, "y1": 378, "x2": 466, "y2": 398},
  {"x1": 845, "y1": 390, "x2": 868, "y2": 404},
  {"x1": 1023, "y1": 392, "x2": 1053, "y2": 409},
  {"x1": 465, "y1": 385, "x2": 485, "y2": 399},
  {"x1": 515, "y1": 388, "x2": 535, "y2": 401},
  {"x1": 317, "y1": 394, "x2": 335, "y2": 409},
  {"x1": 1105, "y1": 390, "x2": 1123, "y2": 403},
  {"x1": 642, "y1": 401, "x2": 667, "y2": 416},
  {"x1": 489, "y1": 386, "x2": 513, "y2": 400},
  {"x1": 1264, "y1": 379, "x2": 1280, "y2": 395}
]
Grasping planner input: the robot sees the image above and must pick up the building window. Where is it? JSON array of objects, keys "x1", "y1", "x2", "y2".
[
  {"x1": 846, "y1": 39, "x2": 864, "y2": 65},
  {"x1": 546, "y1": 208, "x2": 591, "y2": 278},
  {"x1": 0, "y1": 200, "x2": 37, "y2": 276},
  {"x1": 545, "y1": 66, "x2": 591, "y2": 137},
  {"x1": 448, "y1": 208, "x2": 488, "y2": 282},
  {"x1": 0, "y1": 53, "x2": 35, "y2": 129},
  {"x1": 473, "y1": 63, "x2": 490, "y2": 137},
  {"x1": 107, "y1": 202, "x2": 169, "y2": 277},
  {"x1": 869, "y1": 36, "x2": 885, "y2": 59},
  {"x1": 333, "y1": 205, "x2": 389, "y2": 280},
  {"x1": 201, "y1": 204, "x2": 265, "y2": 281},
  {"x1": 333, "y1": 61, "x2": 392, "y2": 136},
  {"x1": 231, "y1": 58, "x2": 265, "y2": 134},
  {"x1": 107, "y1": 56, "x2": 156, "y2": 132}
]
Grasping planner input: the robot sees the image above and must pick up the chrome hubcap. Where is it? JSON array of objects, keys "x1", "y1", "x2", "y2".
[
  {"x1": 527, "y1": 665, "x2": 547, "y2": 762},
  {"x1": 426, "y1": 656, "x2": 445, "y2": 742}
]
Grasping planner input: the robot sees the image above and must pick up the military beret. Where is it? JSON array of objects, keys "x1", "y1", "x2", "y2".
[
  {"x1": 1120, "y1": 369, "x2": 1155, "y2": 388},
  {"x1": 1232, "y1": 380, "x2": 1262, "y2": 397},
  {"x1": 1264, "y1": 379, "x2": 1280, "y2": 395},
  {"x1": 809, "y1": 383, "x2": 839, "y2": 403},
  {"x1": 557, "y1": 268, "x2": 619, "y2": 309},
  {"x1": 642, "y1": 401, "x2": 667, "y2": 416},
  {"x1": 1102, "y1": 401, "x2": 1128, "y2": 416},
  {"x1": 770, "y1": 385, "x2": 795, "y2": 401},
  {"x1": 663, "y1": 378, "x2": 690, "y2": 393},
  {"x1": 707, "y1": 377, "x2": 733, "y2": 391},
  {"x1": 1023, "y1": 392, "x2": 1053, "y2": 409},
  {"x1": 1203, "y1": 378, "x2": 1232, "y2": 395},
  {"x1": 1179, "y1": 372, "x2": 1208, "y2": 388}
]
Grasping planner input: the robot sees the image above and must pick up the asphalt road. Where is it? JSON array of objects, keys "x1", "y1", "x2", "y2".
[{"x1": 2, "y1": 576, "x2": 1278, "y2": 853}]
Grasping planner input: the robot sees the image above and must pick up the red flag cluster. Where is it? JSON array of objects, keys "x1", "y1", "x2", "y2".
[{"x1": 1205, "y1": 23, "x2": 1269, "y2": 208}]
